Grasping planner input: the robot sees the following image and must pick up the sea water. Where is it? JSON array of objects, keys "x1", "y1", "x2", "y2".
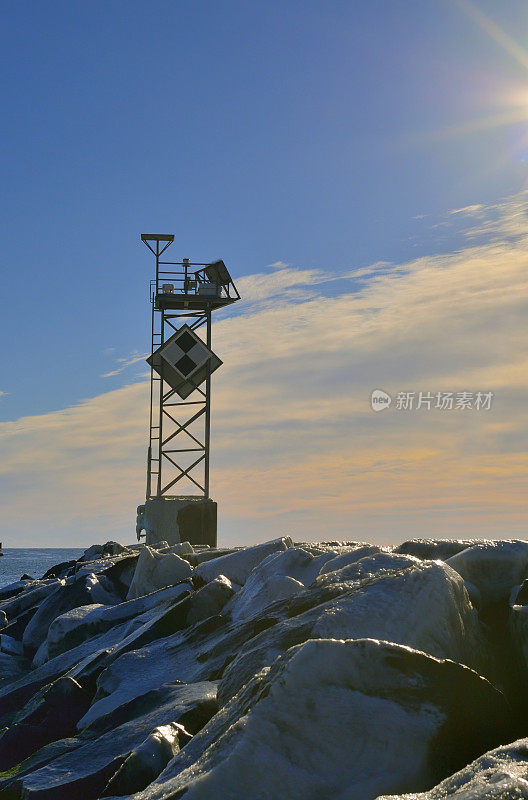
[{"x1": 0, "y1": 548, "x2": 84, "y2": 589}]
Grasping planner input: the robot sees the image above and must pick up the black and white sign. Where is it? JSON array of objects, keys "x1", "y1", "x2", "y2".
[{"x1": 147, "y1": 324, "x2": 222, "y2": 399}]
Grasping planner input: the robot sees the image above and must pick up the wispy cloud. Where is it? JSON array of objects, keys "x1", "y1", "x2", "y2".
[
  {"x1": 1, "y1": 193, "x2": 527, "y2": 546},
  {"x1": 101, "y1": 352, "x2": 148, "y2": 379}
]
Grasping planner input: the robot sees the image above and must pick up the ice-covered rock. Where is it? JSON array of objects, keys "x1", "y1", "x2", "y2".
[
  {"x1": 0, "y1": 634, "x2": 24, "y2": 656},
  {"x1": 79, "y1": 541, "x2": 131, "y2": 562},
  {"x1": 0, "y1": 651, "x2": 27, "y2": 683},
  {"x1": 377, "y1": 738, "x2": 528, "y2": 799},
  {"x1": 195, "y1": 537, "x2": 293, "y2": 585},
  {"x1": 0, "y1": 578, "x2": 63, "y2": 622},
  {"x1": 219, "y1": 557, "x2": 485, "y2": 704},
  {"x1": 223, "y1": 547, "x2": 330, "y2": 622},
  {"x1": 8, "y1": 681, "x2": 218, "y2": 800},
  {"x1": 102, "y1": 722, "x2": 184, "y2": 796},
  {"x1": 0, "y1": 676, "x2": 91, "y2": 770},
  {"x1": 127, "y1": 546, "x2": 194, "y2": 600},
  {"x1": 22, "y1": 572, "x2": 121, "y2": 653},
  {"x1": 47, "y1": 583, "x2": 190, "y2": 660},
  {"x1": 394, "y1": 539, "x2": 485, "y2": 561},
  {"x1": 318, "y1": 544, "x2": 382, "y2": 574},
  {"x1": 446, "y1": 540, "x2": 528, "y2": 608},
  {"x1": 78, "y1": 578, "x2": 234, "y2": 730},
  {"x1": 158, "y1": 541, "x2": 194, "y2": 558},
  {"x1": 129, "y1": 639, "x2": 509, "y2": 800}
]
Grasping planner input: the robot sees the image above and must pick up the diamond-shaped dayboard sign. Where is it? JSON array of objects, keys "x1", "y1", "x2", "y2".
[{"x1": 147, "y1": 324, "x2": 222, "y2": 399}]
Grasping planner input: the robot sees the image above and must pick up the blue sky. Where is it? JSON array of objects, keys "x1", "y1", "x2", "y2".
[{"x1": 1, "y1": 1, "x2": 527, "y2": 545}]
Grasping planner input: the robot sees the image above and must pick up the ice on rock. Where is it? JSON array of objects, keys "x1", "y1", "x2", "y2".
[
  {"x1": 194, "y1": 537, "x2": 293, "y2": 586},
  {"x1": 0, "y1": 676, "x2": 91, "y2": 770},
  {"x1": 223, "y1": 547, "x2": 329, "y2": 622},
  {"x1": 79, "y1": 541, "x2": 131, "y2": 562},
  {"x1": 46, "y1": 584, "x2": 190, "y2": 660},
  {"x1": 219, "y1": 557, "x2": 485, "y2": 704},
  {"x1": 394, "y1": 539, "x2": 488, "y2": 561},
  {"x1": 127, "y1": 546, "x2": 194, "y2": 600},
  {"x1": 446, "y1": 540, "x2": 528, "y2": 608},
  {"x1": 318, "y1": 544, "x2": 382, "y2": 574},
  {"x1": 22, "y1": 572, "x2": 121, "y2": 653},
  {"x1": 10, "y1": 681, "x2": 218, "y2": 800},
  {"x1": 377, "y1": 738, "x2": 528, "y2": 799},
  {"x1": 77, "y1": 577, "x2": 234, "y2": 730},
  {"x1": 0, "y1": 579, "x2": 64, "y2": 622},
  {"x1": 130, "y1": 639, "x2": 509, "y2": 800},
  {"x1": 102, "y1": 722, "x2": 183, "y2": 796}
]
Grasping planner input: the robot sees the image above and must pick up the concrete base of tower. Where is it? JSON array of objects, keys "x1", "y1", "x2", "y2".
[{"x1": 136, "y1": 497, "x2": 217, "y2": 548}]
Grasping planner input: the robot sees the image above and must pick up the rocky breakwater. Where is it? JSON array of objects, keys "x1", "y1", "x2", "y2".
[{"x1": 0, "y1": 536, "x2": 528, "y2": 798}]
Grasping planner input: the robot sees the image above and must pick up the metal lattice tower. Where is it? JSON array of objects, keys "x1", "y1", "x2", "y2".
[{"x1": 141, "y1": 234, "x2": 240, "y2": 503}]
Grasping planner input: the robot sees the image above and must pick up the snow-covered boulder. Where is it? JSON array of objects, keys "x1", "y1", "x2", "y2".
[
  {"x1": 446, "y1": 540, "x2": 528, "y2": 608},
  {"x1": 219, "y1": 558, "x2": 486, "y2": 704},
  {"x1": 129, "y1": 639, "x2": 509, "y2": 800},
  {"x1": 127, "y1": 546, "x2": 193, "y2": 600},
  {"x1": 377, "y1": 738, "x2": 528, "y2": 799},
  {"x1": 195, "y1": 537, "x2": 293, "y2": 586}
]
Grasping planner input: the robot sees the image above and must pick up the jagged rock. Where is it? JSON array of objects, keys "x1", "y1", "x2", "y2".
[
  {"x1": 79, "y1": 541, "x2": 130, "y2": 562},
  {"x1": 96, "y1": 553, "x2": 140, "y2": 599},
  {"x1": 0, "y1": 634, "x2": 24, "y2": 656},
  {"x1": 0, "y1": 676, "x2": 91, "y2": 770},
  {"x1": 187, "y1": 547, "x2": 242, "y2": 567},
  {"x1": 77, "y1": 578, "x2": 234, "y2": 730},
  {"x1": 0, "y1": 579, "x2": 64, "y2": 622},
  {"x1": 195, "y1": 537, "x2": 293, "y2": 585},
  {"x1": 127, "y1": 639, "x2": 510, "y2": 800},
  {"x1": 0, "y1": 610, "x2": 7, "y2": 630},
  {"x1": 101, "y1": 723, "x2": 184, "y2": 796},
  {"x1": 446, "y1": 540, "x2": 528, "y2": 608},
  {"x1": 0, "y1": 615, "x2": 146, "y2": 719},
  {"x1": 158, "y1": 542, "x2": 194, "y2": 558},
  {"x1": 42, "y1": 559, "x2": 78, "y2": 579},
  {"x1": 0, "y1": 651, "x2": 27, "y2": 683},
  {"x1": 127, "y1": 546, "x2": 194, "y2": 601},
  {"x1": 22, "y1": 572, "x2": 121, "y2": 654},
  {"x1": 19, "y1": 573, "x2": 33, "y2": 581},
  {"x1": 512, "y1": 577, "x2": 528, "y2": 606},
  {"x1": 1, "y1": 604, "x2": 40, "y2": 640},
  {"x1": 218, "y1": 556, "x2": 485, "y2": 704},
  {"x1": 0, "y1": 579, "x2": 35, "y2": 603},
  {"x1": 318, "y1": 544, "x2": 382, "y2": 574},
  {"x1": 223, "y1": 547, "x2": 331, "y2": 623},
  {"x1": 10, "y1": 681, "x2": 218, "y2": 800},
  {"x1": 377, "y1": 738, "x2": 528, "y2": 799},
  {"x1": 47, "y1": 584, "x2": 190, "y2": 661},
  {"x1": 394, "y1": 538, "x2": 484, "y2": 560}
]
